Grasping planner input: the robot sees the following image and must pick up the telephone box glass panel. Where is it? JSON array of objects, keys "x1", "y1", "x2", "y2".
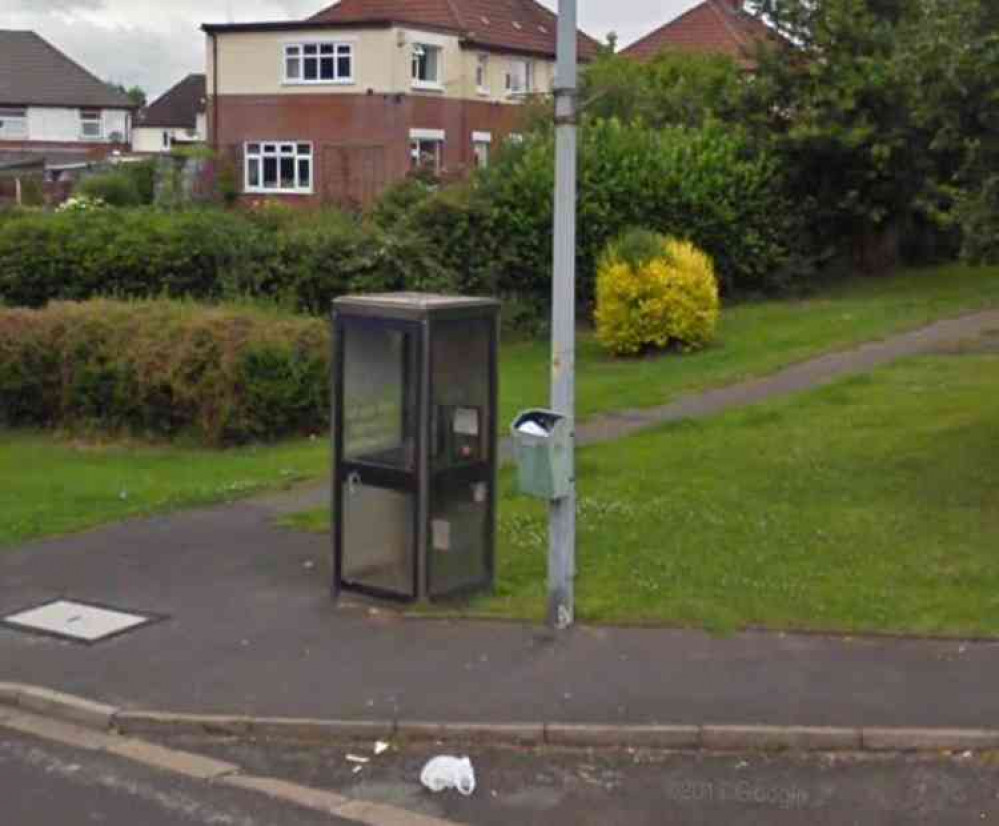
[{"x1": 428, "y1": 319, "x2": 493, "y2": 596}]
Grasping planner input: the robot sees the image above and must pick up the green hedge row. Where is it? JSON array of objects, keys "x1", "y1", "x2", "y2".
[
  {"x1": 0, "y1": 207, "x2": 452, "y2": 313},
  {"x1": 0, "y1": 299, "x2": 330, "y2": 445},
  {"x1": 382, "y1": 120, "x2": 799, "y2": 306},
  {"x1": 0, "y1": 120, "x2": 799, "y2": 317}
]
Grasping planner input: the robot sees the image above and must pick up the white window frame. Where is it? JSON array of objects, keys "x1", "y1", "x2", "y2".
[
  {"x1": 244, "y1": 141, "x2": 314, "y2": 195},
  {"x1": 472, "y1": 131, "x2": 491, "y2": 169},
  {"x1": 475, "y1": 54, "x2": 489, "y2": 95},
  {"x1": 80, "y1": 108, "x2": 103, "y2": 140},
  {"x1": 409, "y1": 128, "x2": 445, "y2": 174},
  {"x1": 0, "y1": 106, "x2": 28, "y2": 139},
  {"x1": 505, "y1": 58, "x2": 534, "y2": 97},
  {"x1": 411, "y1": 43, "x2": 444, "y2": 91},
  {"x1": 284, "y1": 41, "x2": 355, "y2": 85}
]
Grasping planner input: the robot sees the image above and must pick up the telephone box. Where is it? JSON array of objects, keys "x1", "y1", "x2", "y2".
[{"x1": 331, "y1": 294, "x2": 500, "y2": 602}]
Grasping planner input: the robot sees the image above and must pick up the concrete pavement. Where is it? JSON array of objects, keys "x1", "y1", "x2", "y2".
[{"x1": 1, "y1": 491, "x2": 999, "y2": 731}]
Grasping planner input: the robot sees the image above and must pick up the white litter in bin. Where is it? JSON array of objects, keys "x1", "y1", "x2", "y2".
[
  {"x1": 420, "y1": 755, "x2": 476, "y2": 796},
  {"x1": 516, "y1": 421, "x2": 549, "y2": 437}
]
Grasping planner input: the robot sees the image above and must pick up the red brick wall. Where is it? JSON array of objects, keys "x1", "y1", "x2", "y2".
[{"x1": 211, "y1": 93, "x2": 528, "y2": 207}]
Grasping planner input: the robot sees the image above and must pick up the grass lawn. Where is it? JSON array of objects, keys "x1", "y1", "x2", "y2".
[
  {"x1": 287, "y1": 350, "x2": 999, "y2": 637},
  {"x1": 500, "y1": 264, "x2": 999, "y2": 425},
  {"x1": 0, "y1": 433, "x2": 330, "y2": 547},
  {"x1": 3, "y1": 263, "x2": 998, "y2": 550}
]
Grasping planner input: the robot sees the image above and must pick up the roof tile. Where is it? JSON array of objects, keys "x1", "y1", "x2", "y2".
[
  {"x1": 0, "y1": 30, "x2": 133, "y2": 109},
  {"x1": 621, "y1": 0, "x2": 777, "y2": 67},
  {"x1": 139, "y1": 74, "x2": 206, "y2": 129},
  {"x1": 309, "y1": 0, "x2": 600, "y2": 59}
]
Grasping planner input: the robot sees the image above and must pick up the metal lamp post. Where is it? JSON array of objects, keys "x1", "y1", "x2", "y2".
[{"x1": 548, "y1": 0, "x2": 578, "y2": 630}]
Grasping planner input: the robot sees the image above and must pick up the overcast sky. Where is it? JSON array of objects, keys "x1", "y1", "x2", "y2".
[{"x1": 3, "y1": 0, "x2": 702, "y2": 99}]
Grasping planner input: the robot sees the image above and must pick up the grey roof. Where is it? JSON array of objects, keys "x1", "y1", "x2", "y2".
[
  {"x1": 139, "y1": 74, "x2": 206, "y2": 129},
  {"x1": 0, "y1": 30, "x2": 134, "y2": 109}
]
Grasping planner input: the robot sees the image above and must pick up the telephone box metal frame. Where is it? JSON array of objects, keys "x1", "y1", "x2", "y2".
[{"x1": 331, "y1": 294, "x2": 500, "y2": 603}]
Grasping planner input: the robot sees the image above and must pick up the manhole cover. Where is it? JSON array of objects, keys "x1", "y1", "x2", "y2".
[{"x1": 2, "y1": 600, "x2": 161, "y2": 644}]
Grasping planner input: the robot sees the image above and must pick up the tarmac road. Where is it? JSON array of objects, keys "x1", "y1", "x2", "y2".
[
  {"x1": 0, "y1": 727, "x2": 357, "y2": 826},
  {"x1": 181, "y1": 736, "x2": 999, "y2": 826}
]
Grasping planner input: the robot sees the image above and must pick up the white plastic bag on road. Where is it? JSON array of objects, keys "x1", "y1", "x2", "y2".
[{"x1": 420, "y1": 755, "x2": 476, "y2": 796}]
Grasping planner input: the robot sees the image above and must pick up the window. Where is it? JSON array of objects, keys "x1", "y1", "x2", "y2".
[
  {"x1": 0, "y1": 106, "x2": 27, "y2": 139},
  {"x1": 162, "y1": 131, "x2": 171, "y2": 149},
  {"x1": 475, "y1": 54, "x2": 489, "y2": 95},
  {"x1": 507, "y1": 132, "x2": 524, "y2": 145},
  {"x1": 284, "y1": 42, "x2": 353, "y2": 84},
  {"x1": 505, "y1": 59, "x2": 534, "y2": 96},
  {"x1": 472, "y1": 131, "x2": 491, "y2": 169},
  {"x1": 412, "y1": 44, "x2": 443, "y2": 88},
  {"x1": 409, "y1": 129, "x2": 445, "y2": 174},
  {"x1": 80, "y1": 109, "x2": 103, "y2": 140},
  {"x1": 245, "y1": 142, "x2": 313, "y2": 194}
]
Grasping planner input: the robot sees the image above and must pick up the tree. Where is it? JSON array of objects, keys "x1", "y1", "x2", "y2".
[
  {"x1": 740, "y1": 0, "x2": 999, "y2": 268},
  {"x1": 108, "y1": 82, "x2": 147, "y2": 108},
  {"x1": 581, "y1": 51, "x2": 744, "y2": 130}
]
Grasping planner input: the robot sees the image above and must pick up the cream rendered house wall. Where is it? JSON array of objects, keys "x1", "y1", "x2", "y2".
[
  {"x1": 132, "y1": 125, "x2": 204, "y2": 154},
  {"x1": 20, "y1": 106, "x2": 130, "y2": 143},
  {"x1": 456, "y1": 49, "x2": 555, "y2": 101},
  {"x1": 207, "y1": 25, "x2": 554, "y2": 104},
  {"x1": 210, "y1": 27, "x2": 397, "y2": 96}
]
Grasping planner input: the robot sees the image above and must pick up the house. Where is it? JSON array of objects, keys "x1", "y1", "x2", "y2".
[
  {"x1": 621, "y1": 0, "x2": 776, "y2": 69},
  {"x1": 202, "y1": 0, "x2": 599, "y2": 208},
  {"x1": 0, "y1": 30, "x2": 134, "y2": 159},
  {"x1": 133, "y1": 74, "x2": 208, "y2": 154}
]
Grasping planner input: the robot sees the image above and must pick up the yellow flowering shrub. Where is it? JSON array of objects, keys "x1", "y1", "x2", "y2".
[{"x1": 594, "y1": 233, "x2": 720, "y2": 357}]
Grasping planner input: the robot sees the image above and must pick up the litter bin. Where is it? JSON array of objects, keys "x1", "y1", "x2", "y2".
[{"x1": 511, "y1": 409, "x2": 571, "y2": 501}]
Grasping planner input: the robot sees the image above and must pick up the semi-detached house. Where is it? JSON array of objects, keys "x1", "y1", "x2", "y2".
[
  {"x1": 202, "y1": 0, "x2": 599, "y2": 208},
  {"x1": 0, "y1": 30, "x2": 133, "y2": 158}
]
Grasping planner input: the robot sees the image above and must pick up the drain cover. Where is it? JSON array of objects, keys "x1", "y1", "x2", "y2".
[{"x1": 2, "y1": 600, "x2": 158, "y2": 644}]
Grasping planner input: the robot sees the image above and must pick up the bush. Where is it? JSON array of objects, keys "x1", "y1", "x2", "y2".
[
  {"x1": 957, "y1": 176, "x2": 999, "y2": 265},
  {"x1": 476, "y1": 120, "x2": 795, "y2": 307},
  {"x1": 122, "y1": 160, "x2": 157, "y2": 205},
  {"x1": 0, "y1": 206, "x2": 461, "y2": 313},
  {"x1": 0, "y1": 299, "x2": 330, "y2": 445},
  {"x1": 0, "y1": 208, "x2": 271, "y2": 307},
  {"x1": 20, "y1": 176, "x2": 45, "y2": 208},
  {"x1": 594, "y1": 231, "x2": 720, "y2": 356},
  {"x1": 76, "y1": 171, "x2": 142, "y2": 207}
]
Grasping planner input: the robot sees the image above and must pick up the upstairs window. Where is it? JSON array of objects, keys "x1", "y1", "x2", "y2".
[
  {"x1": 412, "y1": 44, "x2": 443, "y2": 88},
  {"x1": 285, "y1": 42, "x2": 354, "y2": 84},
  {"x1": 80, "y1": 109, "x2": 103, "y2": 140},
  {"x1": 505, "y1": 59, "x2": 534, "y2": 96},
  {"x1": 245, "y1": 141, "x2": 313, "y2": 194},
  {"x1": 0, "y1": 107, "x2": 27, "y2": 139},
  {"x1": 475, "y1": 54, "x2": 489, "y2": 94}
]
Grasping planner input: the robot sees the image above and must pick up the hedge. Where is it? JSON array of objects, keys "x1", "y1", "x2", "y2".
[
  {"x1": 0, "y1": 299, "x2": 330, "y2": 446},
  {"x1": 0, "y1": 207, "x2": 453, "y2": 313},
  {"x1": 469, "y1": 119, "x2": 798, "y2": 303},
  {"x1": 0, "y1": 120, "x2": 798, "y2": 317}
]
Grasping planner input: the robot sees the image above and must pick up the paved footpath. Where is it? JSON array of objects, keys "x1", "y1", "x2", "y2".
[{"x1": 3, "y1": 310, "x2": 999, "y2": 729}]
